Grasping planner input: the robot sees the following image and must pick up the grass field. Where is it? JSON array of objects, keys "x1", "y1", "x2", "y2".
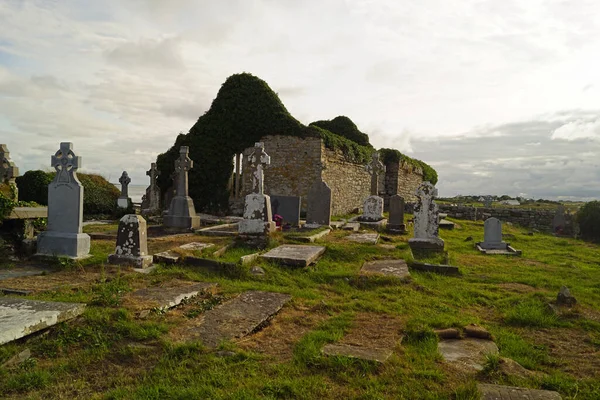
[{"x1": 1, "y1": 217, "x2": 600, "y2": 399}]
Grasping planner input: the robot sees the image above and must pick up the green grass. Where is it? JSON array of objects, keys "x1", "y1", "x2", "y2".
[{"x1": 1, "y1": 217, "x2": 600, "y2": 398}]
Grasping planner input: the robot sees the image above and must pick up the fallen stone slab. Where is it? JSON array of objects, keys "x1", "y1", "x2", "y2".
[
  {"x1": 347, "y1": 233, "x2": 379, "y2": 244},
  {"x1": 261, "y1": 245, "x2": 326, "y2": 267},
  {"x1": 0, "y1": 298, "x2": 85, "y2": 345},
  {"x1": 329, "y1": 221, "x2": 346, "y2": 229},
  {"x1": 195, "y1": 223, "x2": 238, "y2": 237},
  {"x1": 478, "y1": 383, "x2": 562, "y2": 400},
  {"x1": 439, "y1": 219, "x2": 455, "y2": 230},
  {"x1": 153, "y1": 251, "x2": 181, "y2": 265},
  {"x1": 1, "y1": 348, "x2": 31, "y2": 368},
  {"x1": 410, "y1": 262, "x2": 460, "y2": 275},
  {"x1": 342, "y1": 222, "x2": 360, "y2": 231},
  {"x1": 0, "y1": 288, "x2": 34, "y2": 296},
  {"x1": 360, "y1": 259, "x2": 410, "y2": 279},
  {"x1": 185, "y1": 291, "x2": 291, "y2": 348},
  {"x1": 126, "y1": 281, "x2": 216, "y2": 312},
  {"x1": 298, "y1": 228, "x2": 331, "y2": 243},
  {"x1": 0, "y1": 266, "x2": 48, "y2": 281},
  {"x1": 438, "y1": 338, "x2": 498, "y2": 372},
  {"x1": 179, "y1": 242, "x2": 214, "y2": 251},
  {"x1": 322, "y1": 343, "x2": 392, "y2": 363}
]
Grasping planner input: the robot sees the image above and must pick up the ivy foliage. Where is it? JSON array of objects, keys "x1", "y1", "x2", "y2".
[
  {"x1": 310, "y1": 116, "x2": 371, "y2": 147},
  {"x1": 577, "y1": 201, "x2": 600, "y2": 242},
  {"x1": 15, "y1": 170, "x2": 121, "y2": 217},
  {"x1": 0, "y1": 183, "x2": 38, "y2": 222},
  {"x1": 379, "y1": 148, "x2": 438, "y2": 185},
  {"x1": 156, "y1": 72, "x2": 436, "y2": 212}
]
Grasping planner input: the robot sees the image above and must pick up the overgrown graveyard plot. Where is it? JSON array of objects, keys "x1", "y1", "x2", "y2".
[{"x1": 1, "y1": 218, "x2": 600, "y2": 399}]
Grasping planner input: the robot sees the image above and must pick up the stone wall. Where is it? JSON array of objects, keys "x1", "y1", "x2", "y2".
[
  {"x1": 322, "y1": 148, "x2": 371, "y2": 215},
  {"x1": 438, "y1": 205, "x2": 577, "y2": 234},
  {"x1": 237, "y1": 135, "x2": 425, "y2": 216},
  {"x1": 384, "y1": 161, "x2": 423, "y2": 207}
]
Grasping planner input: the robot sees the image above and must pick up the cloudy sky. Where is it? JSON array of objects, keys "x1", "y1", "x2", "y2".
[{"x1": 1, "y1": 0, "x2": 599, "y2": 200}]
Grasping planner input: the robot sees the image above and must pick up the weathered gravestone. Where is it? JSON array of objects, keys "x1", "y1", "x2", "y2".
[
  {"x1": 359, "y1": 152, "x2": 385, "y2": 222},
  {"x1": 270, "y1": 195, "x2": 301, "y2": 227},
  {"x1": 37, "y1": 142, "x2": 90, "y2": 258},
  {"x1": 482, "y1": 195, "x2": 493, "y2": 208},
  {"x1": 306, "y1": 180, "x2": 332, "y2": 227},
  {"x1": 387, "y1": 194, "x2": 405, "y2": 232},
  {"x1": 141, "y1": 162, "x2": 160, "y2": 214},
  {"x1": 163, "y1": 146, "x2": 200, "y2": 230},
  {"x1": 239, "y1": 143, "x2": 275, "y2": 235},
  {"x1": 0, "y1": 144, "x2": 19, "y2": 200},
  {"x1": 117, "y1": 171, "x2": 131, "y2": 209},
  {"x1": 552, "y1": 205, "x2": 566, "y2": 234},
  {"x1": 108, "y1": 214, "x2": 153, "y2": 268},
  {"x1": 476, "y1": 217, "x2": 521, "y2": 255},
  {"x1": 408, "y1": 182, "x2": 444, "y2": 255}
]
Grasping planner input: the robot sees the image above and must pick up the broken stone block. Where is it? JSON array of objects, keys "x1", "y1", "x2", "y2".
[{"x1": 556, "y1": 286, "x2": 576, "y2": 307}]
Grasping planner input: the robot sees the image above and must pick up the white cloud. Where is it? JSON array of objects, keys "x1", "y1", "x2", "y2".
[{"x1": 551, "y1": 119, "x2": 600, "y2": 141}]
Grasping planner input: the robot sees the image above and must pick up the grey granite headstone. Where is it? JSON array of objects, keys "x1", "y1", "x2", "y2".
[
  {"x1": 239, "y1": 143, "x2": 275, "y2": 234},
  {"x1": 0, "y1": 144, "x2": 19, "y2": 200},
  {"x1": 108, "y1": 214, "x2": 153, "y2": 268},
  {"x1": 117, "y1": 171, "x2": 131, "y2": 209},
  {"x1": 270, "y1": 195, "x2": 301, "y2": 226},
  {"x1": 388, "y1": 195, "x2": 405, "y2": 231},
  {"x1": 480, "y1": 218, "x2": 505, "y2": 249},
  {"x1": 408, "y1": 182, "x2": 444, "y2": 253},
  {"x1": 163, "y1": 146, "x2": 200, "y2": 229},
  {"x1": 37, "y1": 142, "x2": 90, "y2": 258},
  {"x1": 142, "y1": 162, "x2": 160, "y2": 214},
  {"x1": 0, "y1": 297, "x2": 85, "y2": 345},
  {"x1": 306, "y1": 180, "x2": 332, "y2": 227}
]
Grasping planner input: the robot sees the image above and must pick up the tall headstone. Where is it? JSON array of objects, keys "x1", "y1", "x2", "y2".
[
  {"x1": 387, "y1": 195, "x2": 405, "y2": 232},
  {"x1": 163, "y1": 146, "x2": 200, "y2": 229},
  {"x1": 552, "y1": 205, "x2": 566, "y2": 234},
  {"x1": 408, "y1": 182, "x2": 444, "y2": 254},
  {"x1": 0, "y1": 144, "x2": 19, "y2": 200},
  {"x1": 117, "y1": 171, "x2": 131, "y2": 209},
  {"x1": 108, "y1": 214, "x2": 153, "y2": 268},
  {"x1": 37, "y1": 142, "x2": 90, "y2": 258},
  {"x1": 480, "y1": 217, "x2": 505, "y2": 249},
  {"x1": 142, "y1": 162, "x2": 160, "y2": 214},
  {"x1": 306, "y1": 180, "x2": 332, "y2": 227},
  {"x1": 239, "y1": 142, "x2": 275, "y2": 234},
  {"x1": 359, "y1": 152, "x2": 386, "y2": 222}
]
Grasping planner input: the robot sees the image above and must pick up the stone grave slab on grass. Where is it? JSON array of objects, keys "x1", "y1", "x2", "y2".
[
  {"x1": 0, "y1": 298, "x2": 85, "y2": 345},
  {"x1": 439, "y1": 219, "x2": 455, "y2": 230},
  {"x1": 261, "y1": 245, "x2": 326, "y2": 267},
  {"x1": 297, "y1": 229, "x2": 331, "y2": 243},
  {"x1": 410, "y1": 262, "x2": 460, "y2": 275},
  {"x1": 347, "y1": 233, "x2": 379, "y2": 244},
  {"x1": 329, "y1": 221, "x2": 346, "y2": 229},
  {"x1": 125, "y1": 281, "x2": 216, "y2": 312},
  {"x1": 0, "y1": 266, "x2": 48, "y2": 281},
  {"x1": 182, "y1": 291, "x2": 291, "y2": 348},
  {"x1": 178, "y1": 242, "x2": 214, "y2": 251},
  {"x1": 322, "y1": 343, "x2": 392, "y2": 363},
  {"x1": 438, "y1": 338, "x2": 498, "y2": 372},
  {"x1": 360, "y1": 260, "x2": 410, "y2": 279},
  {"x1": 342, "y1": 222, "x2": 360, "y2": 231},
  {"x1": 478, "y1": 384, "x2": 562, "y2": 400}
]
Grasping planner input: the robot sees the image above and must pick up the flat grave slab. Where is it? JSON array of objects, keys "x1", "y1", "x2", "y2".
[
  {"x1": 184, "y1": 291, "x2": 291, "y2": 348},
  {"x1": 439, "y1": 219, "x2": 455, "y2": 230},
  {"x1": 360, "y1": 259, "x2": 410, "y2": 279},
  {"x1": 478, "y1": 384, "x2": 562, "y2": 400},
  {"x1": 0, "y1": 298, "x2": 85, "y2": 345},
  {"x1": 329, "y1": 221, "x2": 346, "y2": 229},
  {"x1": 153, "y1": 251, "x2": 181, "y2": 264},
  {"x1": 438, "y1": 338, "x2": 498, "y2": 372},
  {"x1": 410, "y1": 262, "x2": 460, "y2": 275},
  {"x1": 196, "y1": 223, "x2": 238, "y2": 237},
  {"x1": 342, "y1": 222, "x2": 360, "y2": 231},
  {"x1": 347, "y1": 233, "x2": 379, "y2": 244},
  {"x1": 0, "y1": 266, "x2": 48, "y2": 281},
  {"x1": 179, "y1": 242, "x2": 214, "y2": 251},
  {"x1": 298, "y1": 229, "x2": 331, "y2": 243},
  {"x1": 124, "y1": 280, "x2": 216, "y2": 311},
  {"x1": 322, "y1": 343, "x2": 392, "y2": 363},
  {"x1": 261, "y1": 245, "x2": 326, "y2": 267},
  {"x1": 476, "y1": 243, "x2": 522, "y2": 256}
]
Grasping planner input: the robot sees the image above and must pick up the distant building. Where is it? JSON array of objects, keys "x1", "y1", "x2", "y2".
[{"x1": 500, "y1": 200, "x2": 520, "y2": 206}]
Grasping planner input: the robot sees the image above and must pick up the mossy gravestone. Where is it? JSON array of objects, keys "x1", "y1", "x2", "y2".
[
  {"x1": 239, "y1": 143, "x2": 275, "y2": 235},
  {"x1": 408, "y1": 181, "x2": 444, "y2": 256},
  {"x1": 163, "y1": 146, "x2": 200, "y2": 230},
  {"x1": 37, "y1": 142, "x2": 90, "y2": 259},
  {"x1": 108, "y1": 214, "x2": 153, "y2": 268}
]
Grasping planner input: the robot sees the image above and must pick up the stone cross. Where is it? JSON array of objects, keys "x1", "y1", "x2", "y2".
[
  {"x1": 146, "y1": 163, "x2": 158, "y2": 186},
  {"x1": 119, "y1": 171, "x2": 131, "y2": 198},
  {"x1": 248, "y1": 142, "x2": 270, "y2": 195},
  {"x1": 413, "y1": 181, "x2": 439, "y2": 239},
  {"x1": 51, "y1": 142, "x2": 81, "y2": 184},
  {"x1": 0, "y1": 144, "x2": 19, "y2": 184},
  {"x1": 365, "y1": 152, "x2": 385, "y2": 196},
  {"x1": 174, "y1": 146, "x2": 193, "y2": 197}
]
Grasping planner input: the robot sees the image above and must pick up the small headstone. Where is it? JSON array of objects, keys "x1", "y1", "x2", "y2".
[
  {"x1": 359, "y1": 152, "x2": 386, "y2": 222},
  {"x1": 556, "y1": 286, "x2": 576, "y2": 307},
  {"x1": 408, "y1": 182, "x2": 444, "y2": 255},
  {"x1": 388, "y1": 195, "x2": 405, "y2": 232},
  {"x1": 0, "y1": 144, "x2": 19, "y2": 200},
  {"x1": 142, "y1": 163, "x2": 160, "y2": 214},
  {"x1": 0, "y1": 297, "x2": 85, "y2": 345},
  {"x1": 360, "y1": 259, "x2": 410, "y2": 279},
  {"x1": 107, "y1": 214, "x2": 153, "y2": 268},
  {"x1": 239, "y1": 143, "x2": 275, "y2": 235},
  {"x1": 476, "y1": 218, "x2": 521, "y2": 255},
  {"x1": 306, "y1": 180, "x2": 332, "y2": 227},
  {"x1": 270, "y1": 195, "x2": 301, "y2": 227},
  {"x1": 117, "y1": 171, "x2": 131, "y2": 209},
  {"x1": 347, "y1": 232, "x2": 379, "y2": 244},
  {"x1": 261, "y1": 244, "x2": 326, "y2": 267},
  {"x1": 163, "y1": 146, "x2": 200, "y2": 229},
  {"x1": 552, "y1": 205, "x2": 566, "y2": 234},
  {"x1": 37, "y1": 142, "x2": 90, "y2": 258}
]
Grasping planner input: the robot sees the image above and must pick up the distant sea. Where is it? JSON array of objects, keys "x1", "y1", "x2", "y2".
[{"x1": 112, "y1": 184, "x2": 146, "y2": 203}]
